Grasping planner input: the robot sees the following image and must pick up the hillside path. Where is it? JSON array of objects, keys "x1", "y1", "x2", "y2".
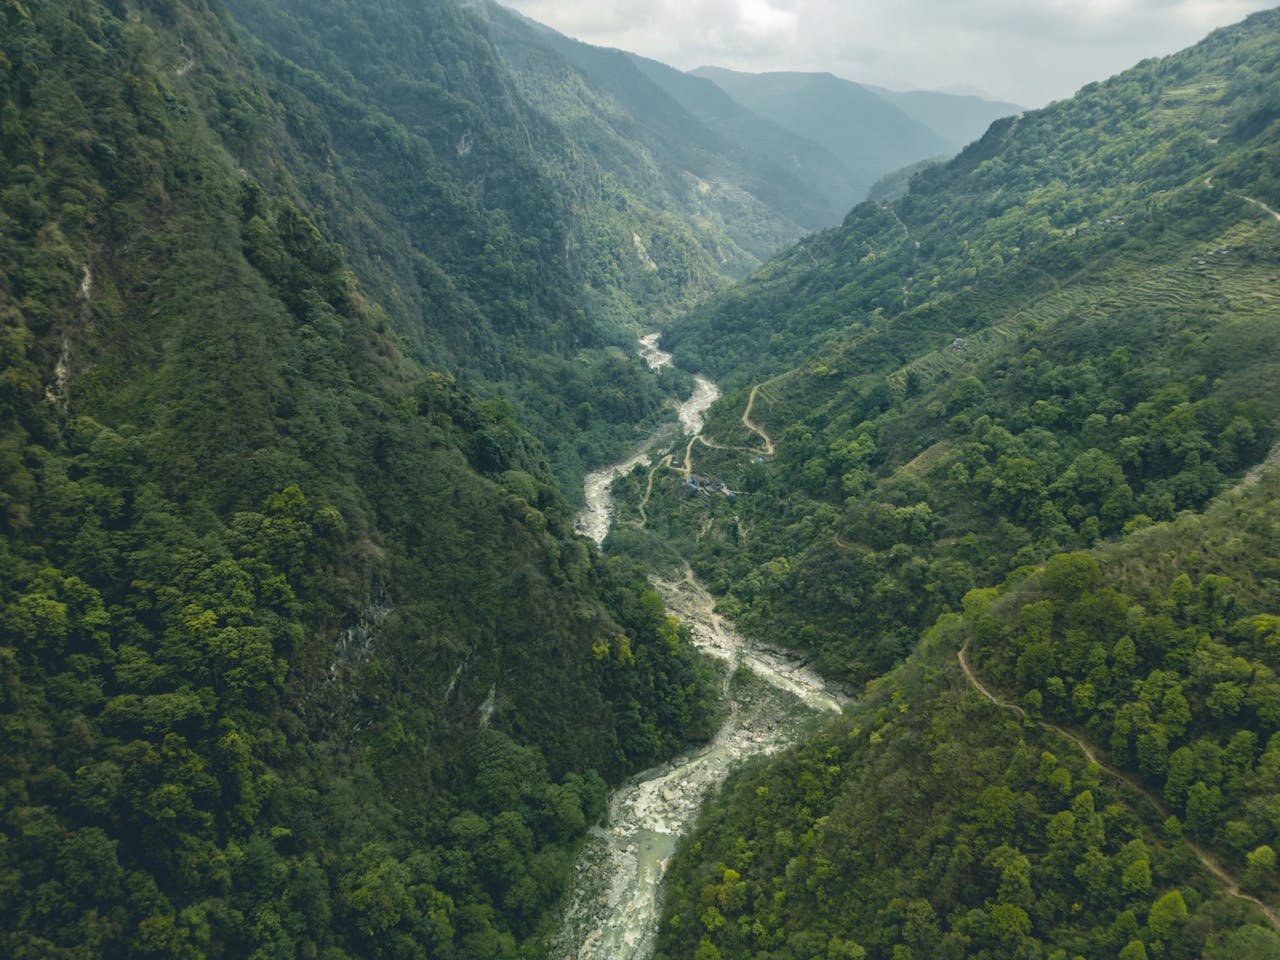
[
  {"x1": 742, "y1": 384, "x2": 775, "y2": 455},
  {"x1": 1241, "y1": 195, "x2": 1280, "y2": 223},
  {"x1": 958, "y1": 643, "x2": 1280, "y2": 932},
  {"x1": 675, "y1": 436, "x2": 720, "y2": 479},
  {"x1": 669, "y1": 383, "x2": 776, "y2": 482},
  {"x1": 634, "y1": 455, "x2": 672, "y2": 527}
]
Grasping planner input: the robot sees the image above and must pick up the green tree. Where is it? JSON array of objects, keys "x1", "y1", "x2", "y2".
[
  {"x1": 1244, "y1": 845, "x2": 1276, "y2": 893},
  {"x1": 1147, "y1": 890, "x2": 1188, "y2": 941}
]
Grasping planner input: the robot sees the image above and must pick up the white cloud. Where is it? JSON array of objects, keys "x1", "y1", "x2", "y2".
[{"x1": 496, "y1": 0, "x2": 1275, "y2": 105}]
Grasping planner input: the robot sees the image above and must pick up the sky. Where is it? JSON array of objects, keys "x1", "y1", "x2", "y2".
[{"x1": 496, "y1": 0, "x2": 1276, "y2": 107}]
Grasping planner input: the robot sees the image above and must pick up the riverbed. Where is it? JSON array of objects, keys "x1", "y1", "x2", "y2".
[
  {"x1": 574, "y1": 335, "x2": 720, "y2": 546},
  {"x1": 556, "y1": 335, "x2": 845, "y2": 960}
]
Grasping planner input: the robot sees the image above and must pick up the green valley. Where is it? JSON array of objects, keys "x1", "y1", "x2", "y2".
[{"x1": 4, "y1": 0, "x2": 1280, "y2": 958}]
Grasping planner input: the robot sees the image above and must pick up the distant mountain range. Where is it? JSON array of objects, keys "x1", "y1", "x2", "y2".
[
  {"x1": 484, "y1": 3, "x2": 1021, "y2": 251},
  {"x1": 862, "y1": 82, "x2": 1025, "y2": 147},
  {"x1": 693, "y1": 66, "x2": 1021, "y2": 200}
]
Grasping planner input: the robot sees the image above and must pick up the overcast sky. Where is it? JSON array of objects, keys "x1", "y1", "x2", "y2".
[{"x1": 496, "y1": 0, "x2": 1275, "y2": 106}]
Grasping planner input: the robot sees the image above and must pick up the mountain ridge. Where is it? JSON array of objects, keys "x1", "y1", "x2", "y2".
[{"x1": 478, "y1": 1, "x2": 864, "y2": 252}]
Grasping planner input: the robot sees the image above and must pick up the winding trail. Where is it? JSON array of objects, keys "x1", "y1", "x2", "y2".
[
  {"x1": 1240, "y1": 195, "x2": 1280, "y2": 224},
  {"x1": 958, "y1": 643, "x2": 1280, "y2": 932},
  {"x1": 741, "y1": 384, "x2": 776, "y2": 455},
  {"x1": 634, "y1": 455, "x2": 672, "y2": 527},
  {"x1": 634, "y1": 380, "x2": 778, "y2": 526},
  {"x1": 884, "y1": 203, "x2": 920, "y2": 253},
  {"x1": 676, "y1": 432, "x2": 762, "y2": 477},
  {"x1": 833, "y1": 532, "x2": 861, "y2": 551}
]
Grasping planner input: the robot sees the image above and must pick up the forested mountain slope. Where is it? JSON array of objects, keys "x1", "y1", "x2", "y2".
[
  {"x1": 479, "y1": 3, "x2": 860, "y2": 259},
  {"x1": 8, "y1": 0, "x2": 1280, "y2": 957},
  {"x1": 630, "y1": 8, "x2": 1280, "y2": 684},
  {"x1": 0, "y1": 1, "x2": 714, "y2": 956},
  {"x1": 670, "y1": 13, "x2": 1280, "y2": 381},
  {"x1": 223, "y1": 0, "x2": 730, "y2": 323},
  {"x1": 627, "y1": 10, "x2": 1280, "y2": 957},
  {"x1": 622, "y1": 53, "x2": 860, "y2": 227},
  {"x1": 223, "y1": 0, "x2": 970, "y2": 490},
  {"x1": 207, "y1": 0, "x2": 719, "y2": 490},
  {"x1": 658, "y1": 474, "x2": 1280, "y2": 960}
]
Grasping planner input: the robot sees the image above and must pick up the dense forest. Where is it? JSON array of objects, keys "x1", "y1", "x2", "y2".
[
  {"x1": 0, "y1": 0, "x2": 718, "y2": 955},
  {"x1": 666, "y1": 13, "x2": 1280, "y2": 384},
  {"x1": 657, "y1": 475, "x2": 1280, "y2": 959},
  {"x1": 6, "y1": 0, "x2": 1280, "y2": 958}
]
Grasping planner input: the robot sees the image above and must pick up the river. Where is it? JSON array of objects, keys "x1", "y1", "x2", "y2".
[
  {"x1": 574, "y1": 335, "x2": 720, "y2": 545},
  {"x1": 556, "y1": 334, "x2": 847, "y2": 960}
]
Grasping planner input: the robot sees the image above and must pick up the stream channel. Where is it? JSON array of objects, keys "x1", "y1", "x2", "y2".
[{"x1": 556, "y1": 334, "x2": 848, "y2": 959}]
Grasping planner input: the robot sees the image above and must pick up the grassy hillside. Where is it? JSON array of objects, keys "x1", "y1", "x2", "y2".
[{"x1": 0, "y1": 1, "x2": 715, "y2": 956}]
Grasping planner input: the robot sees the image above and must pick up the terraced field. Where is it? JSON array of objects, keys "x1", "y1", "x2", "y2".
[{"x1": 880, "y1": 203, "x2": 1271, "y2": 379}]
